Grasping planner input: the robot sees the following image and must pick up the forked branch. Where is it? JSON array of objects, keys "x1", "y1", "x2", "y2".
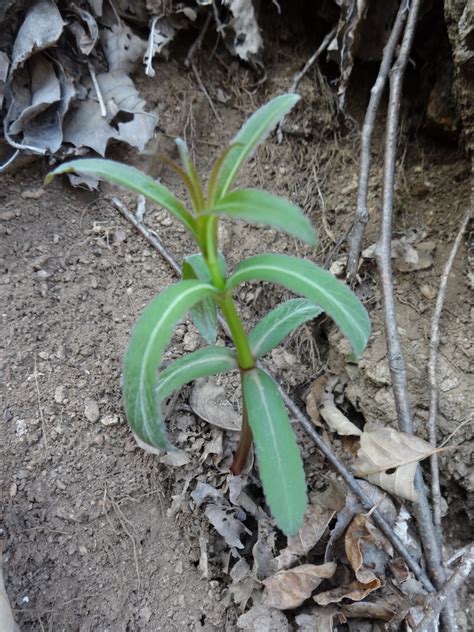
[{"x1": 346, "y1": 0, "x2": 409, "y2": 280}]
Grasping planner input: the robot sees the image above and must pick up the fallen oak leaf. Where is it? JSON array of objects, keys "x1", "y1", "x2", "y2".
[
  {"x1": 314, "y1": 579, "x2": 381, "y2": 606},
  {"x1": 262, "y1": 562, "x2": 336, "y2": 610}
]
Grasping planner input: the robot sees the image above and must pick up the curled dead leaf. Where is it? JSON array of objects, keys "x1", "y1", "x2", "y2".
[
  {"x1": 341, "y1": 594, "x2": 400, "y2": 621},
  {"x1": 345, "y1": 515, "x2": 391, "y2": 585},
  {"x1": 314, "y1": 579, "x2": 381, "y2": 606},
  {"x1": 262, "y1": 563, "x2": 336, "y2": 610},
  {"x1": 275, "y1": 502, "x2": 336, "y2": 571}
]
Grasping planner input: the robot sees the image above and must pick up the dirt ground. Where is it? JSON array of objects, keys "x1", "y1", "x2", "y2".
[{"x1": 1, "y1": 14, "x2": 473, "y2": 632}]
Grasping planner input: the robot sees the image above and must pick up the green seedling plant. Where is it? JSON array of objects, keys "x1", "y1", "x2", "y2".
[{"x1": 46, "y1": 94, "x2": 370, "y2": 536}]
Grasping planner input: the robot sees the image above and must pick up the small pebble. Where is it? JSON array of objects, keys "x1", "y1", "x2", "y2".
[
  {"x1": 21, "y1": 188, "x2": 45, "y2": 199},
  {"x1": 420, "y1": 284, "x2": 437, "y2": 300},
  {"x1": 54, "y1": 385, "x2": 65, "y2": 404},
  {"x1": 183, "y1": 331, "x2": 200, "y2": 352},
  {"x1": 0, "y1": 211, "x2": 16, "y2": 220},
  {"x1": 84, "y1": 398, "x2": 100, "y2": 423},
  {"x1": 100, "y1": 414, "x2": 119, "y2": 426},
  {"x1": 10, "y1": 482, "x2": 17, "y2": 497}
]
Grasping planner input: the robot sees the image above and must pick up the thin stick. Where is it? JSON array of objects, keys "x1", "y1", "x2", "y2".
[
  {"x1": 428, "y1": 212, "x2": 470, "y2": 541},
  {"x1": 346, "y1": 0, "x2": 409, "y2": 280},
  {"x1": 33, "y1": 357, "x2": 48, "y2": 449},
  {"x1": 108, "y1": 195, "x2": 436, "y2": 594},
  {"x1": 185, "y1": 11, "x2": 212, "y2": 68},
  {"x1": 277, "y1": 28, "x2": 336, "y2": 143},
  {"x1": 110, "y1": 197, "x2": 181, "y2": 275},
  {"x1": 88, "y1": 62, "x2": 107, "y2": 118},
  {"x1": 374, "y1": 0, "x2": 451, "y2": 595},
  {"x1": 191, "y1": 62, "x2": 222, "y2": 123},
  {"x1": 413, "y1": 546, "x2": 474, "y2": 632}
]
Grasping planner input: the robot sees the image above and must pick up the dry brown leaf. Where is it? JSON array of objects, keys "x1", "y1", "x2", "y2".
[
  {"x1": 275, "y1": 503, "x2": 336, "y2": 571},
  {"x1": 305, "y1": 376, "x2": 327, "y2": 427},
  {"x1": 341, "y1": 594, "x2": 400, "y2": 621},
  {"x1": 345, "y1": 515, "x2": 391, "y2": 585},
  {"x1": 354, "y1": 427, "x2": 444, "y2": 501},
  {"x1": 262, "y1": 563, "x2": 336, "y2": 610},
  {"x1": 314, "y1": 579, "x2": 381, "y2": 606}
]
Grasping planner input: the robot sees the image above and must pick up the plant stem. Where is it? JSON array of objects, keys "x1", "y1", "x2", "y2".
[
  {"x1": 218, "y1": 294, "x2": 254, "y2": 369},
  {"x1": 230, "y1": 390, "x2": 252, "y2": 475}
]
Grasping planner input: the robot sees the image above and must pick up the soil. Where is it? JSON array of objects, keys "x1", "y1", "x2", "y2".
[{"x1": 1, "y1": 9, "x2": 472, "y2": 632}]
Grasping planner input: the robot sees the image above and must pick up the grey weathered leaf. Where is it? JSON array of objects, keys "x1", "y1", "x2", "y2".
[
  {"x1": 11, "y1": 0, "x2": 65, "y2": 71},
  {"x1": 99, "y1": 20, "x2": 147, "y2": 73},
  {"x1": 63, "y1": 99, "x2": 116, "y2": 156},
  {"x1": 204, "y1": 504, "x2": 247, "y2": 549},
  {"x1": 190, "y1": 377, "x2": 241, "y2": 432},
  {"x1": 237, "y1": 605, "x2": 290, "y2": 632},
  {"x1": 97, "y1": 71, "x2": 158, "y2": 151},
  {"x1": 224, "y1": 0, "x2": 263, "y2": 61}
]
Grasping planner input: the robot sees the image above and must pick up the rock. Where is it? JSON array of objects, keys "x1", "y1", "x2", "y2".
[
  {"x1": 84, "y1": 398, "x2": 100, "y2": 423},
  {"x1": 54, "y1": 385, "x2": 65, "y2": 404},
  {"x1": 0, "y1": 210, "x2": 16, "y2": 220},
  {"x1": 183, "y1": 330, "x2": 200, "y2": 352},
  {"x1": 21, "y1": 187, "x2": 45, "y2": 199},
  {"x1": 100, "y1": 414, "x2": 119, "y2": 426}
]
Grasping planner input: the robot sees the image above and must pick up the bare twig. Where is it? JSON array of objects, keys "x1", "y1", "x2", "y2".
[
  {"x1": 346, "y1": 0, "x2": 409, "y2": 280},
  {"x1": 413, "y1": 546, "x2": 474, "y2": 632},
  {"x1": 428, "y1": 212, "x2": 470, "y2": 541},
  {"x1": 375, "y1": 2, "x2": 458, "y2": 627},
  {"x1": 108, "y1": 195, "x2": 436, "y2": 594},
  {"x1": 33, "y1": 357, "x2": 48, "y2": 449},
  {"x1": 191, "y1": 62, "x2": 222, "y2": 123},
  {"x1": 277, "y1": 28, "x2": 336, "y2": 143},
  {"x1": 185, "y1": 11, "x2": 212, "y2": 68},
  {"x1": 110, "y1": 197, "x2": 181, "y2": 275}
]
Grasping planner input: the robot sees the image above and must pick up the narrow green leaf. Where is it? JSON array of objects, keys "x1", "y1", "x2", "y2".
[
  {"x1": 157, "y1": 347, "x2": 238, "y2": 400},
  {"x1": 46, "y1": 159, "x2": 197, "y2": 238},
  {"x1": 175, "y1": 138, "x2": 205, "y2": 210},
  {"x1": 249, "y1": 298, "x2": 323, "y2": 358},
  {"x1": 123, "y1": 280, "x2": 217, "y2": 450},
  {"x1": 209, "y1": 189, "x2": 317, "y2": 245},
  {"x1": 226, "y1": 254, "x2": 371, "y2": 358},
  {"x1": 214, "y1": 94, "x2": 301, "y2": 200},
  {"x1": 182, "y1": 252, "x2": 226, "y2": 344},
  {"x1": 242, "y1": 368, "x2": 307, "y2": 535}
]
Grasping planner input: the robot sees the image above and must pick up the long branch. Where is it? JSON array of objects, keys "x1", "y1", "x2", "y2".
[
  {"x1": 428, "y1": 212, "x2": 471, "y2": 542},
  {"x1": 374, "y1": 1, "x2": 457, "y2": 628},
  {"x1": 346, "y1": 0, "x2": 409, "y2": 280},
  {"x1": 109, "y1": 195, "x2": 436, "y2": 594}
]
